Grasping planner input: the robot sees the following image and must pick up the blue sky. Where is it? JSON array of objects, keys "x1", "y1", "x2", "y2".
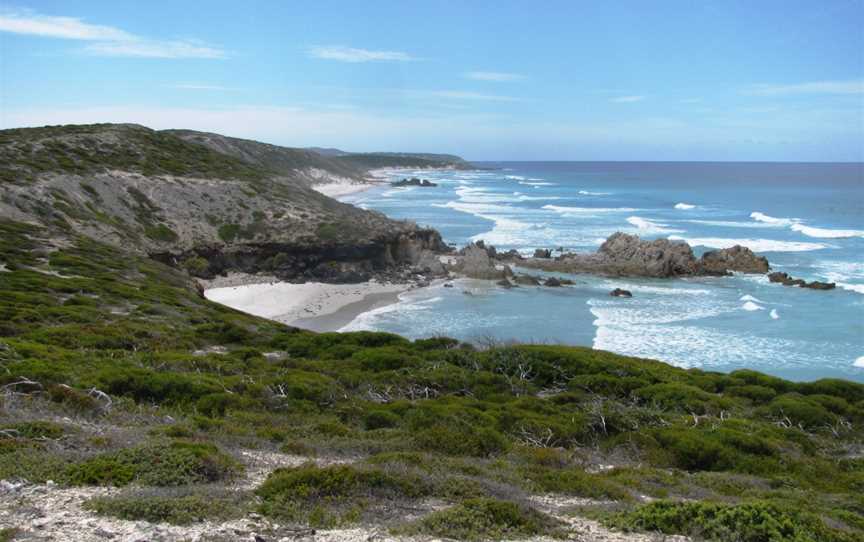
[{"x1": 1, "y1": 1, "x2": 862, "y2": 160}]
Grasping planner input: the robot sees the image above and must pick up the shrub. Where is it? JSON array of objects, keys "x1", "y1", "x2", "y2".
[
  {"x1": 3, "y1": 420, "x2": 64, "y2": 439},
  {"x1": 144, "y1": 224, "x2": 178, "y2": 243},
  {"x1": 256, "y1": 464, "x2": 427, "y2": 525},
  {"x1": 522, "y1": 466, "x2": 632, "y2": 501},
  {"x1": 363, "y1": 410, "x2": 400, "y2": 430},
  {"x1": 606, "y1": 500, "x2": 848, "y2": 542},
  {"x1": 66, "y1": 440, "x2": 238, "y2": 486},
  {"x1": 635, "y1": 383, "x2": 725, "y2": 414},
  {"x1": 84, "y1": 490, "x2": 246, "y2": 525},
  {"x1": 763, "y1": 394, "x2": 836, "y2": 429},
  {"x1": 397, "y1": 498, "x2": 565, "y2": 541},
  {"x1": 217, "y1": 224, "x2": 241, "y2": 243},
  {"x1": 414, "y1": 424, "x2": 509, "y2": 457}
]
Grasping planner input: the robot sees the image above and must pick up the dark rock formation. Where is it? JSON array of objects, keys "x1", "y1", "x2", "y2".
[
  {"x1": 456, "y1": 242, "x2": 510, "y2": 280},
  {"x1": 520, "y1": 233, "x2": 771, "y2": 279},
  {"x1": 544, "y1": 277, "x2": 562, "y2": 287},
  {"x1": 391, "y1": 177, "x2": 438, "y2": 187},
  {"x1": 769, "y1": 272, "x2": 835, "y2": 290},
  {"x1": 496, "y1": 278, "x2": 516, "y2": 288},
  {"x1": 610, "y1": 288, "x2": 633, "y2": 298},
  {"x1": 513, "y1": 274, "x2": 542, "y2": 286},
  {"x1": 701, "y1": 245, "x2": 770, "y2": 275},
  {"x1": 533, "y1": 248, "x2": 552, "y2": 259},
  {"x1": 499, "y1": 249, "x2": 523, "y2": 260}
]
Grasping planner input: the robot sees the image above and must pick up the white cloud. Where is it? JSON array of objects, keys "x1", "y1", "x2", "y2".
[
  {"x1": 464, "y1": 71, "x2": 525, "y2": 82},
  {"x1": 0, "y1": 8, "x2": 133, "y2": 40},
  {"x1": 611, "y1": 95, "x2": 645, "y2": 103},
  {"x1": 84, "y1": 40, "x2": 227, "y2": 59},
  {"x1": 745, "y1": 80, "x2": 864, "y2": 96},
  {"x1": 0, "y1": 7, "x2": 227, "y2": 59},
  {"x1": 429, "y1": 90, "x2": 522, "y2": 102},
  {"x1": 307, "y1": 46, "x2": 416, "y2": 63}
]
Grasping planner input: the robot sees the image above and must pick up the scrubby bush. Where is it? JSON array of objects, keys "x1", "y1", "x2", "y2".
[
  {"x1": 256, "y1": 464, "x2": 427, "y2": 525},
  {"x1": 84, "y1": 490, "x2": 246, "y2": 525},
  {"x1": 763, "y1": 394, "x2": 836, "y2": 429},
  {"x1": 66, "y1": 440, "x2": 238, "y2": 486},
  {"x1": 397, "y1": 498, "x2": 565, "y2": 541},
  {"x1": 363, "y1": 410, "x2": 400, "y2": 430},
  {"x1": 414, "y1": 424, "x2": 509, "y2": 457},
  {"x1": 606, "y1": 500, "x2": 849, "y2": 542}
]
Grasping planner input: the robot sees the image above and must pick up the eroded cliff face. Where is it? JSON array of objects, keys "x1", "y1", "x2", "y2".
[{"x1": 0, "y1": 124, "x2": 452, "y2": 283}]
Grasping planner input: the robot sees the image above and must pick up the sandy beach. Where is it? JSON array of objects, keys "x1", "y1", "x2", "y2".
[
  {"x1": 311, "y1": 181, "x2": 380, "y2": 198},
  {"x1": 203, "y1": 276, "x2": 412, "y2": 332}
]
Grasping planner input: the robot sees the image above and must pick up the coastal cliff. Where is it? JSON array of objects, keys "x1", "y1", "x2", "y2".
[{"x1": 0, "y1": 124, "x2": 452, "y2": 283}]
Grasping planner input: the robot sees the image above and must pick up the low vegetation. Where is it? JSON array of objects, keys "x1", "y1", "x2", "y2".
[{"x1": 0, "y1": 217, "x2": 862, "y2": 540}]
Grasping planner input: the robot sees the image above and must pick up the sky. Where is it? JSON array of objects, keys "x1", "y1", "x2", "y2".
[{"x1": 0, "y1": 1, "x2": 862, "y2": 161}]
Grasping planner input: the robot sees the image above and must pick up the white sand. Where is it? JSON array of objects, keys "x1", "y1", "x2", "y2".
[
  {"x1": 204, "y1": 280, "x2": 410, "y2": 327},
  {"x1": 312, "y1": 181, "x2": 378, "y2": 198}
]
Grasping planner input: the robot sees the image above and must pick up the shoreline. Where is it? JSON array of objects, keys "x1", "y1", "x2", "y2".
[
  {"x1": 311, "y1": 166, "x2": 460, "y2": 199},
  {"x1": 202, "y1": 275, "x2": 415, "y2": 332}
]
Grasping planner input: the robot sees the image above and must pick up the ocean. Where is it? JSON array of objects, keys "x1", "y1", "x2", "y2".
[{"x1": 340, "y1": 162, "x2": 864, "y2": 383}]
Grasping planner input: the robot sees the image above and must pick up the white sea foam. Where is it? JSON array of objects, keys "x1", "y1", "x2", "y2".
[
  {"x1": 739, "y1": 294, "x2": 763, "y2": 302},
  {"x1": 626, "y1": 216, "x2": 682, "y2": 234},
  {"x1": 579, "y1": 190, "x2": 611, "y2": 196},
  {"x1": 770, "y1": 309, "x2": 780, "y2": 320},
  {"x1": 674, "y1": 203, "x2": 696, "y2": 210},
  {"x1": 741, "y1": 301, "x2": 764, "y2": 311},
  {"x1": 519, "y1": 181, "x2": 555, "y2": 187},
  {"x1": 837, "y1": 283, "x2": 864, "y2": 295},
  {"x1": 544, "y1": 205, "x2": 639, "y2": 216},
  {"x1": 750, "y1": 212, "x2": 797, "y2": 226},
  {"x1": 854, "y1": 356, "x2": 864, "y2": 368},
  {"x1": 505, "y1": 175, "x2": 526, "y2": 181},
  {"x1": 668, "y1": 236, "x2": 829, "y2": 253},
  {"x1": 790, "y1": 223, "x2": 864, "y2": 239},
  {"x1": 687, "y1": 220, "x2": 775, "y2": 229}
]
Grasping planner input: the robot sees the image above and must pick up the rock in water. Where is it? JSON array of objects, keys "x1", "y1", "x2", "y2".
[
  {"x1": 598, "y1": 233, "x2": 699, "y2": 277},
  {"x1": 544, "y1": 277, "x2": 562, "y2": 287},
  {"x1": 610, "y1": 288, "x2": 633, "y2": 297},
  {"x1": 496, "y1": 278, "x2": 516, "y2": 288},
  {"x1": 458, "y1": 242, "x2": 509, "y2": 280},
  {"x1": 769, "y1": 271, "x2": 835, "y2": 290},
  {"x1": 700, "y1": 245, "x2": 769, "y2": 275},
  {"x1": 804, "y1": 280, "x2": 835, "y2": 290},
  {"x1": 533, "y1": 248, "x2": 552, "y2": 259},
  {"x1": 513, "y1": 274, "x2": 542, "y2": 286}
]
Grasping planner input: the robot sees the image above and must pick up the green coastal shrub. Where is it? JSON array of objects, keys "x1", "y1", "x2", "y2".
[
  {"x1": 256, "y1": 464, "x2": 427, "y2": 525},
  {"x1": 66, "y1": 440, "x2": 238, "y2": 486},
  {"x1": 606, "y1": 500, "x2": 849, "y2": 542},
  {"x1": 84, "y1": 490, "x2": 247, "y2": 525},
  {"x1": 414, "y1": 424, "x2": 509, "y2": 457},
  {"x1": 397, "y1": 498, "x2": 565, "y2": 541}
]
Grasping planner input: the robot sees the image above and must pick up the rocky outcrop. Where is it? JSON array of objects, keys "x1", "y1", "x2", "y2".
[
  {"x1": 701, "y1": 245, "x2": 770, "y2": 275},
  {"x1": 610, "y1": 288, "x2": 633, "y2": 298},
  {"x1": 521, "y1": 233, "x2": 771, "y2": 278},
  {"x1": 534, "y1": 248, "x2": 552, "y2": 259},
  {"x1": 456, "y1": 242, "x2": 511, "y2": 280},
  {"x1": 391, "y1": 177, "x2": 438, "y2": 187},
  {"x1": 769, "y1": 272, "x2": 835, "y2": 291},
  {"x1": 513, "y1": 274, "x2": 542, "y2": 286}
]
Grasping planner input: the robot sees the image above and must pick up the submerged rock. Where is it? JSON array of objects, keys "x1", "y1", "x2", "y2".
[
  {"x1": 610, "y1": 288, "x2": 633, "y2": 297},
  {"x1": 768, "y1": 271, "x2": 835, "y2": 290}
]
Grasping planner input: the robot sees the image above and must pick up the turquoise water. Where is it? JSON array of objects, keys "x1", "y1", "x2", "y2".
[{"x1": 341, "y1": 162, "x2": 864, "y2": 382}]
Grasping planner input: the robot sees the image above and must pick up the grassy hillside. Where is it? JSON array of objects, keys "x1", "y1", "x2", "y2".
[
  {"x1": 0, "y1": 124, "x2": 270, "y2": 185},
  {"x1": 0, "y1": 124, "x2": 434, "y2": 278},
  {"x1": 1, "y1": 218, "x2": 862, "y2": 541}
]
